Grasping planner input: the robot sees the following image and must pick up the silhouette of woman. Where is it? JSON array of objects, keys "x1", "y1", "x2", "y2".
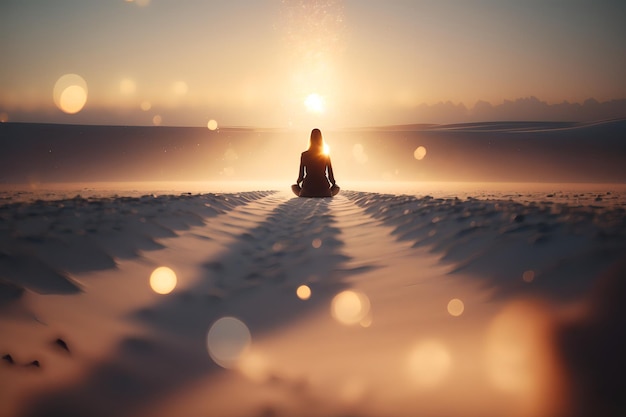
[{"x1": 292, "y1": 128, "x2": 340, "y2": 197}]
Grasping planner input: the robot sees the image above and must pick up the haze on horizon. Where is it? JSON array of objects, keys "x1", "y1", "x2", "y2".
[{"x1": 1, "y1": 0, "x2": 625, "y2": 129}]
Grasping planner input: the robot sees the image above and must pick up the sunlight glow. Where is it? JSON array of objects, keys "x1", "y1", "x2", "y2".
[
  {"x1": 322, "y1": 143, "x2": 330, "y2": 155},
  {"x1": 484, "y1": 301, "x2": 566, "y2": 416},
  {"x1": 408, "y1": 339, "x2": 452, "y2": 389},
  {"x1": 352, "y1": 144, "x2": 368, "y2": 164},
  {"x1": 172, "y1": 80, "x2": 188, "y2": 95},
  {"x1": 149, "y1": 266, "x2": 177, "y2": 294},
  {"x1": 207, "y1": 316, "x2": 251, "y2": 369},
  {"x1": 331, "y1": 290, "x2": 371, "y2": 326},
  {"x1": 237, "y1": 349, "x2": 270, "y2": 382},
  {"x1": 53, "y1": 74, "x2": 88, "y2": 114},
  {"x1": 304, "y1": 93, "x2": 326, "y2": 113},
  {"x1": 120, "y1": 78, "x2": 136, "y2": 95}
]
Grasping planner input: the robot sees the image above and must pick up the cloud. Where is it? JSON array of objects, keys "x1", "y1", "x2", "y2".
[{"x1": 414, "y1": 97, "x2": 626, "y2": 124}]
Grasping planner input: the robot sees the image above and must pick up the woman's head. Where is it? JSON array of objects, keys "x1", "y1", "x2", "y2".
[{"x1": 309, "y1": 128, "x2": 323, "y2": 152}]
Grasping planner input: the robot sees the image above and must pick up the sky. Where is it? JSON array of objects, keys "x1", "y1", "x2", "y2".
[{"x1": 1, "y1": 0, "x2": 625, "y2": 128}]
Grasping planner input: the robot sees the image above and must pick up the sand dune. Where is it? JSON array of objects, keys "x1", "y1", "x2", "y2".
[
  {"x1": 1, "y1": 119, "x2": 625, "y2": 184},
  {"x1": 0, "y1": 188, "x2": 625, "y2": 417}
]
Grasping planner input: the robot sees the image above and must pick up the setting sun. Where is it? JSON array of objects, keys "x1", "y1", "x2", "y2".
[{"x1": 304, "y1": 93, "x2": 325, "y2": 114}]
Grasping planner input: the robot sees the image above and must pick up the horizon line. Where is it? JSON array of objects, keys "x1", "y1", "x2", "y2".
[{"x1": 2, "y1": 117, "x2": 625, "y2": 132}]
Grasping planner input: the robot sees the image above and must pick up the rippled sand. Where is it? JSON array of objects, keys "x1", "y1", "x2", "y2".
[{"x1": 0, "y1": 186, "x2": 624, "y2": 417}]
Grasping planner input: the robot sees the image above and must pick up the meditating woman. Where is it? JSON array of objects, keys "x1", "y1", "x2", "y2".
[{"x1": 292, "y1": 128, "x2": 340, "y2": 198}]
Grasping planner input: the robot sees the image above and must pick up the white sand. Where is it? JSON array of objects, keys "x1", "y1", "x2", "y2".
[{"x1": 0, "y1": 187, "x2": 625, "y2": 417}]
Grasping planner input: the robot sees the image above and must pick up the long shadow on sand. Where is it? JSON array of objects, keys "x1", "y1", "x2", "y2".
[{"x1": 21, "y1": 196, "x2": 365, "y2": 417}]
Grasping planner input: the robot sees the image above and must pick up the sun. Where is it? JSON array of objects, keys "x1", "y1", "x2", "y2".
[{"x1": 304, "y1": 93, "x2": 326, "y2": 113}]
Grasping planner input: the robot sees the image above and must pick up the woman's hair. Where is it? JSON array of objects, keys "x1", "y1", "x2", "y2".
[{"x1": 308, "y1": 128, "x2": 323, "y2": 152}]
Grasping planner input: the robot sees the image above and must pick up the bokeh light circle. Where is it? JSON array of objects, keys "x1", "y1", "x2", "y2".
[
  {"x1": 447, "y1": 298, "x2": 465, "y2": 317},
  {"x1": 207, "y1": 119, "x2": 218, "y2": 130},
  {"x1": 296, "y1": 285, "x2": 311, "y2": 300},
  {"x1": 408, "y1": 339, "x2": 452, "y2": 388},
  {"x1": 53, "y1": 74, "x2": 88, "y2": 114},
  {"x1": 331, "y1": 290, "x2": 371, "y2": 325},
  {"x1": 149, "y1": 266, "x2": 177, "y2": 294},
  {"x1": 522, "y1": 270, "x2": 535, "y2": 283},
  {"x1": 207, "y1": 317, "x2": 252, "y2": 368},
  {"x1": 414, "y1": 146, "x2": 427, "y2": 160}
]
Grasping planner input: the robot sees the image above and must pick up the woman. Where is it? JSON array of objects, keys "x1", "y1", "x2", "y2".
[{"x1": 292, "y1": 128, "x2": 340, "y2": 197}]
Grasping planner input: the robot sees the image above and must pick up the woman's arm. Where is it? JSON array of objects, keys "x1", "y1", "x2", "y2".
[
  {"x1": 326, "y1": 156, "x2": 336, "y2": 185},
  {"x1": 296, "y1": 154, "x2": 305, "y2": 185}
]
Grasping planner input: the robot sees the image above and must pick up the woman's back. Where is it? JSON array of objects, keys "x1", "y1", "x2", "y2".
[
  {"x1": 293, "y1": 128, "x2": 339, "y2": 198},
  {"x1": 301, "y1": 150, "x2": 330, "y2": 179}
]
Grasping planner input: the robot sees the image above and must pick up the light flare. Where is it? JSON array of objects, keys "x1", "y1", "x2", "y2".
[{"x1": 304, "y1": 93, "x2": 325, "y2": 113}]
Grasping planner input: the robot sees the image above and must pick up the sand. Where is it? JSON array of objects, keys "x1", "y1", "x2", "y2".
[{"x1": 0, "y1": 186, "x2": 625, "y2": 417}]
